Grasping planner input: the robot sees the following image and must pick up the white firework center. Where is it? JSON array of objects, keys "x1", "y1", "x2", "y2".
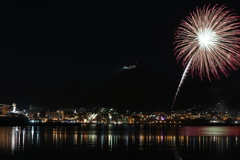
[{"x1": 197, "y1": 28, "x2": 218, "y2": 50}]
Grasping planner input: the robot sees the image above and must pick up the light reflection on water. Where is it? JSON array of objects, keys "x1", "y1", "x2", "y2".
[
  {"x1": 179, "y1": 126, "x2": 240, "y2": 136},
  {"x1": 0, "y1": 125, "x2": 240, "y2": 159}
]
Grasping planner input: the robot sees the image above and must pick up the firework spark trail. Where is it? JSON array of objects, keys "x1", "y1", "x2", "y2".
[
  {"x1": 172, "y1": 4, "x2": 240, "y2": 109},
  {"x1": 172, "y1": 58, "x2": 192, "y2": 110}
]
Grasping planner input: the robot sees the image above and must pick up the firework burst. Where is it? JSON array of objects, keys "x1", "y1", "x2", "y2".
[{"x1": 172, "y1": 4, "x2": 240, "y2": 109}]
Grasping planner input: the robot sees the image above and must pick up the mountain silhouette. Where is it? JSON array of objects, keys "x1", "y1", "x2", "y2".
[
  {"x1": 0, "y1": 67, "x2": 177, "y2": 112},
  {"x1": 75, "y1": 67, "x2": 178, "y2": 112},
  {"x1": 1, "y1": 67, "x2": 238, "y2": 112}
]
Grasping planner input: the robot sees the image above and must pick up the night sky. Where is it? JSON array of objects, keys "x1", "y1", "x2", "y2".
[
  {"x1": 0, "y1": 0, "x2": 174, "y2": 86},
  {"x1": 1, "y1": 0, "x2": 240, "y2": 110}
]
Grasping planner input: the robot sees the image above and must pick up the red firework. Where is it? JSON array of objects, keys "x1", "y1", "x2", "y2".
[
  {"x1": 174, "y1": 4, "x2": 240, "y2": 80},
  {"x1": 172, "y1": 4, "x2": 240, "y2": 109}
]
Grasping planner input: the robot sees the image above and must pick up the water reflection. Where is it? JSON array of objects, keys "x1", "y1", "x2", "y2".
[
  {"x1": 0, "y1": 125, "x2": 240, "y2": 159},
  {"x1": 179, "y1": 126, "x2": 240, "y2": 136},
  {"x1": 0, "y1": 126, "x2": 25, "y2": 155}
]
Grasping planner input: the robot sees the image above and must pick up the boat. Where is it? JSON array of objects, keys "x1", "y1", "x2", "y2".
[
  {"x1": 0, "y1": 113, "x2": 29, "y2": 126},
  {"x1": 0, "y1": 103, "x2": 29, "y2": 126}
]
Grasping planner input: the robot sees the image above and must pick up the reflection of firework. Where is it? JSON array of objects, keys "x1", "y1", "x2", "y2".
[{"x1": 172, "y1": 4, "x2": 240, "y2": 109}]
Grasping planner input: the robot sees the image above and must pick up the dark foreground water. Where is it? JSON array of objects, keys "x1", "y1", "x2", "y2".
[{"x1": 1, "y1": 124, "x2": 240, "y2": 160}]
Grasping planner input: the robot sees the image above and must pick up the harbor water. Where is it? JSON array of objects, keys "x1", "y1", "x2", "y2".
[{"x1": 0, "y1": 124, "x2": 240, "y2": 160}]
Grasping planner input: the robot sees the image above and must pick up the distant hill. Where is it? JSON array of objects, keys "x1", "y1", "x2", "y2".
[
  {"x1": 170, "y1": 71, "x2": 240, "y2": 110},
  {"x1": 75, "y1": 67, "x2": 178, "y2": 112},
  {"x1": 1, "y1": 67, "x2": 240, "y2": 112},
  {"x1": 0, "y1": 67, "x2": 177, "y2": 112}
]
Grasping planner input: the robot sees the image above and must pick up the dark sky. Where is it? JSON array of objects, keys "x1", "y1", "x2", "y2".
[{"x1": 0, "y1": 0, "x2": 240, "y2": 87}]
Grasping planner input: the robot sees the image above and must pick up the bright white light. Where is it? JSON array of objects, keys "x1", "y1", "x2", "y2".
[
  {"x1": 123, "y1": 65, "x2": 136, "y2": 70},
  {"x1": 123, "y1": 66, "x2": 130, "y2": 69},
  {"x1": 198, "y1": 28, "x2": 218, "y2": 50}
]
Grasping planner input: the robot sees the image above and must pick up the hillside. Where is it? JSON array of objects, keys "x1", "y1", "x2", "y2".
[
  {"x1": 0, "y1": 67, "x2": 177, "y2": 112},
  {"x1": 1, "y1": 67, "x2": 239, "y2": 112},
  {"x1": 76, "y1": 67, "x2": 178, "y2": 112}
]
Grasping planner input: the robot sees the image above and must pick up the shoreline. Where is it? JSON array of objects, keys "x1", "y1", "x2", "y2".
[{"x1": 0, "y1": 122, "x2": 240, "y2": 126}]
